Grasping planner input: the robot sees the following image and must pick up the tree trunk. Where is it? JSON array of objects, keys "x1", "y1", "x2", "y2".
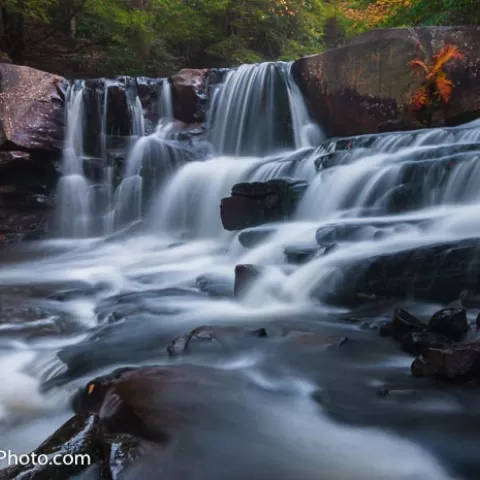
[{"x1": 1, "y1": 5, "x2": 24, "y2": 63}]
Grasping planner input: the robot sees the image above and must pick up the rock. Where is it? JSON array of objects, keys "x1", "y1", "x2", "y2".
[
  {"x1": 170, "y1": 68, "x2": 209, "y2": 124},
  {"x1": 411, "y1": 342, "x2": 480, "y2": 381},
  {"x1": 220, "y1": 178, "x2": 308, "y2": 231},
  {"x1": 0, "y1": 415, "x2": 104, "y2": 479},
  {"x1": 0, "y1": 63, "x2": 66, "y2": 151},
  {"x1": 428, "y1": 307, "x2": 468, "y2": 341},
  {"x1": 402, "y1": 331, "x2": 452, "y2": 356},
  {"x1": 315, "y1": 219, "x2": 431, "y2": 247},
  {"x1": 390, "y1": 308, "x2": 426, "y2": 342},
  {"x1": 0, "y1": 149, "x2": 57, "y2": 243},
  {"x1": 379, "y1": 321, "x2": 393, "y2": 337},
  {"x1": 459, "y1": 289, "x2": 480, "y2": 308},
  {"x1": 71, "y1": 364, "x2": 245, "y2": 443},
  {"x1": 283, "y1": 331, "x2": 348, "y2": 350},
  {"x1": 195, "y1": 274, "x2": 234, "y2": 298},
  {"x1": 284, "y1": 245, "x2": 319, "y2": 264},
  {"x1": 234, "y1": 264, "x2": 264, "y2": 298},
  {"x1": 292, "y1": 26, "x2": 480, "y2": 137},
  {"x1": 332, "y1": 238, "x2": 480, "y2": 305},
  {"x1": 238, "y1": 226, "x2": 277, "y2": 248},
  {"x1": 377, "y1": 387, "x2": 417, "y2": 399},
  {"x1": 136, "y1": 76, "x2": 164, "y2": 132},
  {"x1": 166, "y1": 325, "x2": 267, "y2": 356}
]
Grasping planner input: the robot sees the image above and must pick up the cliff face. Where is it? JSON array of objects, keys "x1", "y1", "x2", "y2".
[{"x1": 291, "y1": 26, "x2": 480, "y2": 137}]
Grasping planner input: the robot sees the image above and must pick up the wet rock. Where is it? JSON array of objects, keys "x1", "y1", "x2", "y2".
[
  {"x1": 315, "y1": 219, "x2": 428, "y2": 247},
  {"x1": 283, "y1": 331, "x2": 348, "y2": 350},
  {"x1": 170, "y1": 69, "x2": 209, "y2": 124},
  {"x1": 402, "y1": 331, "x2": 452, "y2": 356},
  {"x1": 0, "y1": 415, "x2": 104, "y2": 480},
  {"x1": 390, "y1": 308, "x2": 426, "y2": 342},
  {"x1": 335, "y1": 238, "x2": 480, "y2": 305},
  {"x1": 377, "y1": 387, "x2": 418, "y2": 399},
  {"x1": 459, "y1": 289, "x2": 480, "y2": 308},
  {"x1": 167, "y1": 325, "x2": 267, "y2": 356},
  {"x1": 220, "y1": 178, "x2": 308, "y2": 231},
  {"x1": 238, "y1": 226, "x2": 277, "y2": 248},
  {"x1": 284, "y1": 245, "x2": 319, "y2": 264},
  {"x1": 71, "y1": 364, "x2": 242, "y2": 443},
  {"x1": 102, "y1": 433, "x2": 147, "y2": 479},
  {"x1": 0, "y1": 149, "x2": 58, "y2": 243},
  {"x1": 292, "y1": 26, "x2": 480, "y2": 137},
  {"x1": 195, "y1": 274, "x2": 234, "y2": 298},
  {"x1": 0, "y1": 63, "x2": 66, "y2": 151},
  {"x1": 428, "y1": 307, "x2": 468, "y2": 341},
  {"x1": 314, "y1": 150, "x2": 353, "y2": 171},
  {"x1": 378, "y1": 321, "x2": 393, "y2": 337},
  {"x1": 411, "y1": 342, "x2": 480, "y2": 381},
  {"x1": 234, "y1": 264, "x2": 264, "y2": 298},
  {"x1": 136, "y1": 77, "x2": 164, "y2": 131}
]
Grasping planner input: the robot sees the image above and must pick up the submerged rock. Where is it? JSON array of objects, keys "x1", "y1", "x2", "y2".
[
  {"x1": 238, "y1": 226, "x2": 278, "y2": 248},
  {"x1": 167, "y1": 325, "x2": 267, "y2": 356},
  {"x1": 220, "y1": 178, "x2": 308, "y2": 231},
  {"x1": 284, "y1": 245, "x2": 319, "y2": 264}
]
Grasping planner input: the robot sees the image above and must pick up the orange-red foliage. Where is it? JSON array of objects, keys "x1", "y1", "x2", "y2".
[{"x1": 409, "y1": 44, "x2": 464, "y2": 111}]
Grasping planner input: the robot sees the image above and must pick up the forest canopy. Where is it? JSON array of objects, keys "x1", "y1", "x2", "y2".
[{"x1": 0, "y1": 0, "x2": 478, "y2": 76}]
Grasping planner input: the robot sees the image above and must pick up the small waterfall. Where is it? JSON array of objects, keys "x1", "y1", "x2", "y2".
[
  {"x1": 55, "y1": 77, "x2": 181, "y2": 237},
  {"x1": 208, "y1": 62, "x2": 322, "y2": 156},
  {"x1": 55, "y1": 81, "x2": 92, "y2": 237}
]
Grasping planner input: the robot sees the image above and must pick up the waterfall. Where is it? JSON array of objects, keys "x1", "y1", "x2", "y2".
[
  {"x1": 207, "y1": 62, "x2": 322, "y2": 156},
  {"x1": 55, "y1": 77, "x2": 179, "y2": 237}
]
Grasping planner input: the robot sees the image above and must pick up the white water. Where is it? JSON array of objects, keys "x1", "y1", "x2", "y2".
[{"x1": 2, "y1": 61, "x2": 480, "y2": 478}]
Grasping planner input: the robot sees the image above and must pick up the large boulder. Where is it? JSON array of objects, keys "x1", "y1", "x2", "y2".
[
  {"x1": 0, "y1": 63, "x2": 66, "y2": 151},
  {"x1": 292, "y1": 26, "x2": 480, "y2": 137}
]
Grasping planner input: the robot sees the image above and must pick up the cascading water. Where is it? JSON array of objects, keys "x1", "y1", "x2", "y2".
[
  {"x1": 55, "y1": 77, "x2": 181, "y2": 237},
  {"x1": 2, "y1": 59, "x2": 480, "y2": 480},
  {"x1": 208, "y1": 62, "x2": 323, "y2": 156}
]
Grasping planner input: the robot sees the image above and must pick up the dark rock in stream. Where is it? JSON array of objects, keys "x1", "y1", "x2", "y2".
[
  {"x1": 167, "y1": 325, "x2": 268, "y2": 356},
  {"x1": 428, "y1": 308, "x2": 469, "y2": 342},
  {"x1": 238, "y1": 226, "x2": 277, "y2": 248},
  {"x1": 390, "y1": 308, "x2": 426, "y2": 342},
  {"x1": 411, "y1": 342, "x2": 480, "y2": 382},
  {"x1": 220, "y1": 179, "x2": 308, "y2": 231},
  {"x1": 195, "y1": 274, "x2": 234, "y2": 298},
  {"x1": 333, "y1": 238, "x2": 480, "y2": 306},
  {"x1": 402, "y1": 331, "x2": 452, "y2": 356},
  {"x1": 71, "y1": 364, "x2": 250, "y2": 444},
  {"x1": 284, "y1": 245, "x2": 319, "y2": 264},
  {"x1": 234, "y1": 264, "x2": 264, "y2": 298}
]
